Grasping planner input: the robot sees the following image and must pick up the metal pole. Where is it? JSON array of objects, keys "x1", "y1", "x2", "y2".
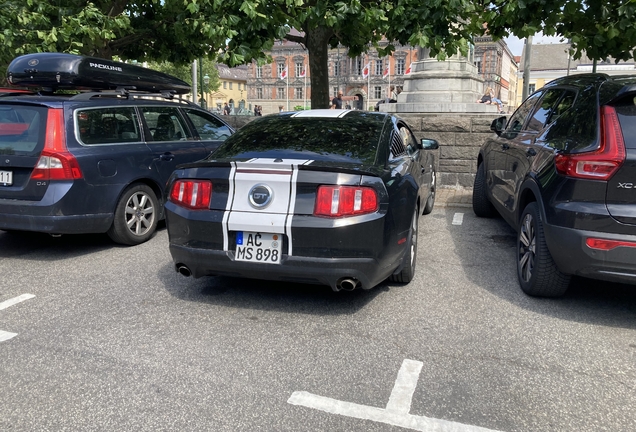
[
  {"x1": 199, "y1": 57, "x2": 205, "y2": 109},
  {"x1": 522, "y1": 35, "x2": 533, "y2": 101},
  {"x1": 192, "y1": 60, "x2": 198, "y2": 104}
]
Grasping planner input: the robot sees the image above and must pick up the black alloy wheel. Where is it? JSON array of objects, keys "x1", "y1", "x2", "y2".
[
  {"x1": 472, "y1": 163, "x2": 496, "y2": 218},
  {"x1": 517, "y1": 202, "x2": 571, "y2": 297},
  {"x1": 390, "y1": 205, "x2": 419, "y2": 283},
  {"x1": 422, "y1": 169, "x2": 436, "y2": 215}
]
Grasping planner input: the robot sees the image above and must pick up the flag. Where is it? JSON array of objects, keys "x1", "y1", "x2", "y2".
[
  {"x1": 299, "y1": 68, "x2": 306, "y2": 78},
  {"x1": 405, "y1": 62, "x2": 413, "y2": 76},
  {"x1": 382, "y1": 65, "x2": 389, "y2": 79},
  {"x1": 279, "y1": 65, "x2": 288, "y2": 80},
  {"x1": 362, "y1": 62, "x2": 370, "y2": 79}
]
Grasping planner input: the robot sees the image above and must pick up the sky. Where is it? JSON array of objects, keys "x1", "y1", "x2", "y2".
[{"x1": 503, "y1": 33, "x2": 567, "y2": 57}]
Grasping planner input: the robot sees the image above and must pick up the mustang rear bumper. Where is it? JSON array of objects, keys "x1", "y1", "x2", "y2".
[{"x1": 169, "y1": 244, "x2": 400, "y2": 290}]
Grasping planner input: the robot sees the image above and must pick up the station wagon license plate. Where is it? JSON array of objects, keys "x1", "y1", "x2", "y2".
[
  {"x1": 0, "y1": 170, "x2": 12, "y2": 186},
  {"x1": 235, "y1": 232, "x2": 281, "y2": 264}
]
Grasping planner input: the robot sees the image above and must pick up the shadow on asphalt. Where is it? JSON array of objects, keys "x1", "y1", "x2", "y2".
[
  {"x1": 0, "y1": 223, "x2": 168, "y2": 260},
  {"x1": 157, "y1": 260, "x2": 390, "y2": 316},
  {"x1": 444, "y1": 207, "x2": 636, "y2": 330}
]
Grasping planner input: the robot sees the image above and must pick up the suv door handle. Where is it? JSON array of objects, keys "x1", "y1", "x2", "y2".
[
  {"x1": 501, "y1": 143, "x2": 510, "y2": 150},
  {"x1": 527, "y1": 148, "x2": 537, "y2": 157},
  {"x1": 159, "y1": 152, "x2": 174, "y2": 161}
]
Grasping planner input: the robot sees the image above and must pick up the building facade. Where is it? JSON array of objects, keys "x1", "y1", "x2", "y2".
[
  {"x1": 207, "y1": 64, "x2": 249, "y2": 113},
  {"x1": 473, "y1": 35, "x2": 519, "y2": 110}
]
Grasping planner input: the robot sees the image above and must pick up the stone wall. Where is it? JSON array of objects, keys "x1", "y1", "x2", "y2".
[
  {"x1": 397, "y1": 113, "x2": 502, "y2": 188},
  {"x1": 222, "y1": 112, "x2": 503, "y2": 189}
]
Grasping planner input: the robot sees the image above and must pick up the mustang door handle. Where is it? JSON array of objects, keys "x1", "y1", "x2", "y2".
[
  {"x1": 526, "y1": 148, "x2": 537, "y2": 156},
  {"x1": 501, "y1": 143, "x2": 510, "y2": 150},
  {"x1": 159, "y1": 153, "x2": 174, "y2": 161}
]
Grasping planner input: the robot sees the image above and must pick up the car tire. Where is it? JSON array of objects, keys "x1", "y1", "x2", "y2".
[
  {"x1": 472, "y1": 163, "x2": 496, "y2": 218},
  {"x1": 517, "y1": 202, "x2": 571, "y2": 297},
  {"x1": 107, "y1": 184, "x2": 159, "y2": 246},
  {"x1": 390, "y1": 205, "x2": 419, "y2": 284},
  {"x1": 422, "y1": 169, "x2": 436, "y2": 215}
]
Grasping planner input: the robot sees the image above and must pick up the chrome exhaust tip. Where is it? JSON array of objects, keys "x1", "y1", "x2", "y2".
[
  {"x1": 336, "y1": 277, "x2": 360, "y2": 291},
  {"x1": 176, "y1": 264, "x2": 192, "y2": 277}
]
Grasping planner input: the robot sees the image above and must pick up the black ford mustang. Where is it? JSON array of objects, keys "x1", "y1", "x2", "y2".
[{"x1": 165, "y1": 109, "x2": 438, "y2": 291}]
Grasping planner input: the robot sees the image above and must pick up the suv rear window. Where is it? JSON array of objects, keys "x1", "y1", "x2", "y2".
[
  {"x1": 614, "y1": 95, "x2": 636, "y2": 149},
  {"x1": 0, "y1": 105, "x2": 46, "y2": 154}
]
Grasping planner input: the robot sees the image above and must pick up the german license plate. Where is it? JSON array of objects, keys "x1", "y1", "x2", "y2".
[
  {"x1": 0, "y1": 170, "x2": 12, "y2": 186},
  {"x1": 235, "y1": 232, "x2": 282, "y2": 264}
]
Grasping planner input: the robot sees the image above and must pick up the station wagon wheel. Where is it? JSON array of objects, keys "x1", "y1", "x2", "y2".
[
  {"x1": 517, "y1": 202, "x2": 570, "y2": 297},
  {"x1": 390, "y1": 205, "x2": 419, "y2": 284},
  {"x1": 423, "y1": 169, "x2": 436, "y2": 215},
  {"x1": 107, "y1": 184, "x2": 159, "y2": 246}
]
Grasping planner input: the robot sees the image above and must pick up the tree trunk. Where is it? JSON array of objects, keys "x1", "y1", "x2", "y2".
[{"x1": 305, "y1": 26, "x2": 333, "y2": 109}]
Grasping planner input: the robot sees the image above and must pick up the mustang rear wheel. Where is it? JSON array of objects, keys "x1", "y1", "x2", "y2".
[
  {"x1": 517, "y1": 202, "x2": 570, "y2": 297},
  {"x1": 390, "y1": 205, "x2": 419, "y2": 283},
  {"x1": 472, "y1": 163, "x2": 496, "y2": 218},
  {"x1": 108, "y1": 184, "x2": 158, "y2": 246},
  {"x1": 422, "y1": 169, "x2": 436, "y2": 215}
]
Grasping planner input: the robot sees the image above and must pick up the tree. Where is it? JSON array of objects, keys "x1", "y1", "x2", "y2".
[{"x1": 146, "y1": 58, "x2": 221, "y2": 94}]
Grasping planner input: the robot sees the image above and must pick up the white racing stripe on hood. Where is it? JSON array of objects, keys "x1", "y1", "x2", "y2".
[{"x1": 223, "y1": 158, "x2": 313, "y2": 256}]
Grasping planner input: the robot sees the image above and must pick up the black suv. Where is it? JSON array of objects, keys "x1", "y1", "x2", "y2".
[
  {"x1": 473, "y1": 73, "x2": 636, "y2": 296},
  {"x1": 0, "y1": 53, "x2": 233, "y2": 245}
]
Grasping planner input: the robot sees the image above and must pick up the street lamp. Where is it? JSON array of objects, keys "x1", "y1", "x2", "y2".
[{"x1": 203, "y1": 74, "x2": 210, "y2": 110}]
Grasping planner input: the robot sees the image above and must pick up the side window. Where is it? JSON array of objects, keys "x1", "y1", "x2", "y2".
[
  {"x1": 76, "y1": 107, "x2": 140, "y2": 145},
  {"x1": 506, "y1": 92, "x2": 542, "y2": 134},
  {"x1": 390, "y1": 130, "x2": 408, "y2": 160},
  {"x1": 183, "y1": 109, "x2": 232, "y2": 141},
  {"x1": 549, "y1": 90, "x2": 576, "y2": 123},
  {"x1": 141, "y1": 107, "x2": 191, "y2": 142},
  {"x1": 526, "y1": 89, "x2": 564, "y2": 132}
]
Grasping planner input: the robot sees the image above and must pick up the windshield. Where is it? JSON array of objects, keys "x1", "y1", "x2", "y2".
[{"x1": 212, "y1": 113, "x2": 385, "y2": 165}]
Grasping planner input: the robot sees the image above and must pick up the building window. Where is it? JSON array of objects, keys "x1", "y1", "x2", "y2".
[
  {"x1": 528, "y1": 83, "x2": 536, "y2": 93},
  {"x1": 223, "y1": 81, "x2": 227, "y2": 89},
  {"x1": 296, "y1": 87, "x2": 303, "y2": 99},
  {"x1": 257, "y1": 88, "x2": 263, "y2": 99},
  {"x1": 277, "y1": 63, "x2": 285, "y2": 77},
  {"x1": 355, "y1": 57, "x2": 362, "y2": 75},
  {"x1": 278, "y1": 87, "x2": 285, "y2": 99},
  {"x1": 375, "y1": 59, "x2": 383, "y2": 76},
  {"x1": 475, "y1": 60, "x2": 482, "y2": 73},
  {"x1": 229, "y1": 82, "x2": 233, "y2": 90},
  {"x1": 396, "y1": 59, "x2": 405, "y2": 75},
  {"x1": 374, "y1": 86, "x2": 382, "y2": 99},
  {"x1": 256, "y1": 66, "x2": 262, "y2": 79},
  {"x1": 333, "y1": 87, "x2": 338, "y2": 96},
  {"x1": 295, "y1": 62, "x2": 303, "y2": 77},
  {"x1": 238, "y1": 83, "x2": 242, "y2": 91},
  {"x1": 334, "y1": 61, "x2": 339, "y2": 76}
]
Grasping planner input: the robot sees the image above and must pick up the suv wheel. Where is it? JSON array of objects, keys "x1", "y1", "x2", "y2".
[
  {"x1": 390, "y1": 205, "x2": 419, "y2": 283},
  {"x1": 517, "y1": 202, "x2": 571, "y2": 297},
  {"x1": 472, "y1": 163, "x2": 496, "y2": 217},
  {"x1": 108, "y1": 184, "x2": 158, "y2": 245}
]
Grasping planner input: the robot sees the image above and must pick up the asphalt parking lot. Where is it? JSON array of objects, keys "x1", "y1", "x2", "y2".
[{"x1": 1, "y1": 205, "x2": 635, "y2": 432}]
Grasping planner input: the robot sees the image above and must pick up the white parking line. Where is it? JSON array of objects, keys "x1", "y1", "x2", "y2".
[
  {"x1": 288, "y1": 359, "x2": 503, "y2": 432},
  {"x1": 0, "y1": 293, "x2": 36, "y2": 311},
  {"x1": 452, "y1": 213, "x2": 464, "y2": 225},
  {"x1": 0, "y1": 330, "x2": 18, "y2": 342}
]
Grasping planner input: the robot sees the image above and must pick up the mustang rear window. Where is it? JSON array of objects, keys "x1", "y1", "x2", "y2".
[
  {"x1": 213, "y1": 115, "x2": 383, "y2": 164},
  {"x1": 0, "y1": 105, "x2": 46, "y2": 155}
]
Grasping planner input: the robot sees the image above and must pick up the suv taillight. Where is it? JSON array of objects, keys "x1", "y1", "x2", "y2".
[
  {"x1": 170, "y1": 180, "x2": 212, "y2": 209},
  {"x1": 30, "y1": 108, "x2": 83, "y2": 180},
  {"x1": 554, "y1": 105, "x2": 625, "y2": 180},
  {"x1": 314, "y1": 185, "x2": 378, "y2": 217}
]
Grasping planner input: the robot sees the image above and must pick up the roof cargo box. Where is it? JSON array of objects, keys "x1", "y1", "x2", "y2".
[{"x1": 7, "y1": 53, "x2": 190, "y2": 94}]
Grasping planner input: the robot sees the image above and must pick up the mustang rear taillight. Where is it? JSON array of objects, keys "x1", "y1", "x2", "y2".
[
  {"x1": 586, "y1": 238, "x2": 636, "y2": 251},
  {"x1": 30, "y1": 108, "x2": 83, "y2": 180},
  {"x1": 554, "y1": 105, "x2": 625, "y2": 180},
  {"x1": 314, "y1": 185, "x2": 378, "y2": 217},
  {"x1": 170, "y1": 180, "x2": 212, "y2": 209}
]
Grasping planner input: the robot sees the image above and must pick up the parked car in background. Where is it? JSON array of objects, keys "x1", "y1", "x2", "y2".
[
  {"x1": 165, "y1": 109, "x2": 438, "y2": 291},
  {"x1": 0, "y1": 53, "x2": 233, "y2": 245},
  {"x1": 473, "y1": 73, "x2": 636, "y2": 296}
]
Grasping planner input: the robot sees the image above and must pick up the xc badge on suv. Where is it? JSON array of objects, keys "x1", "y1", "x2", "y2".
[
  {"x1": 0, "y1": 53, "x2": 233, "y2": 245},
  {"x1": 473, "y1": 73, "x2": 636, "y2": 296}
]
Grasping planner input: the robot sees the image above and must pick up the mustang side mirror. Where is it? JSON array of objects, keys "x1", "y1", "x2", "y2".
[
  {"x1": 420, "y1": 138, "x2": 439, "y2": 150},
  {"x1": 490, "y1": 116, "x2": 507, "y2": 136}
]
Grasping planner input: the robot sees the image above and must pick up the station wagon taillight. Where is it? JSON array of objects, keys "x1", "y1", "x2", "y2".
[
  {"x1": 30, "y1": 108, "x2": 83, "y2": 180},
  {"x1": 554, "y1": 105, "x2": 625, "y2": 180},
  {"x1": 314, "y1": 185, "x2": 378, "y2": 217},
  {"x1": 170, "y1": 180, "x2": 212, "y2": 209}
]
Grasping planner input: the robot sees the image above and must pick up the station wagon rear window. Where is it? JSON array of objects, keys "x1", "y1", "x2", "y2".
[
  {"x1": 0, "y1": 105, "x2": 47, "y2": 155},
  {"x1": 76, "y1": 107, "x2": 141, "y2": 145}
]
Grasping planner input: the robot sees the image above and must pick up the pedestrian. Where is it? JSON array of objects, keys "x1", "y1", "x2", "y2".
[
  {"x1": 223, "y1": 102, "x2": 231, "y2": 115},
  {"x1": 477, "y1": 88, "x2": 492, "y2": 104},
  {"x1": 488, "y1": 89, "x2": 505, "y2": 113},
  {"x1": 331, "y1": 91, "x2": 343, "y2": 109}
]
